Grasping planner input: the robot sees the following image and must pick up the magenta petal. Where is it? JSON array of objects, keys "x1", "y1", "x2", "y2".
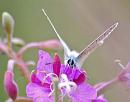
[
  {"x1": 53, "y1": 53, "x2": 61, "y2": 77},
  {"x1": 26, "y1": 83, "x2": 53, "y2": 102},
  {"x1": 73, "y1": 73, "x2": 86, "y2": 85},
  {"x1": 60, "y1": 65, "x2": 72, "y2": 76},
  {"x1": 36, "y1": 50, "x2": 53, "y2": 73},
  {"x1": 36, "y1": 71, "x2": 52, "y2": 84},
  {"x1": 92, "y1": 99, "x2": 106, "y2": 102},
  {"x1": 126, "y1": 60, "x2": 130, "y2": 69},
  {"x1": 70, "y1": 68, "x2": 81, "y2": 80},
  {"x1": 31, "y1": 71, "x2": 42, "y2": 86},
  {"x1": 124, "y1": 73, "x2": 130, "y2": 88},
  {"x1": 125, "y1": 61, "x2": 130, "y2": 74},
  {"x1": 70, "y1": 83, "x2": 97, "y2": 102},
  {"x1": 92, "y1": 95, "x2": 108, "y2": 102},
  {"x1": 60, "y1": 65, "x2": 86, "y2": 84}
]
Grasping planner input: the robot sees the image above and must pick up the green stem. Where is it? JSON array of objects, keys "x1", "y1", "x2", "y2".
[
  {"x1": 7, "y1": 33, "x2": 12, "y2": 53},
  {"x1": 53, "y1": 78, "x2": 59, "y2": 102}
]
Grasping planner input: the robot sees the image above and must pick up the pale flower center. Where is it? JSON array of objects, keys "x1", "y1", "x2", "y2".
[
  {"x1": 58, "y1": 74, "x2": 77, "y2": 95},
  {"x1": 42, "y1": 72, "x2": 77, "y2": 97}
]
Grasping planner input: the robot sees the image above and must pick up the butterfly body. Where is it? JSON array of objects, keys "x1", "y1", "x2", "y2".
[{"x1": 65, "y1": 50, "x2": 79, "y2": 68}]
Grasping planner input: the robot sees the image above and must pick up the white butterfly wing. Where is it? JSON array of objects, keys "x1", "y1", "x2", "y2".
[
  {"x1": 53, "y1": 28, "x2": 71, "y2": 59},
  {"x1": 76, "y1": 22, "x2": 118, "y2": 67},
  {"x1": 56, "y1": 32, "x2": 71, "y2": 64},
  {"x1": 42, "y1": 9, "x2": 71, "y2": 62}
]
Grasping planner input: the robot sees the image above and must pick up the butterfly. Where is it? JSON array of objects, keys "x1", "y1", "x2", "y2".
[{"x1": 42, "y1": 9, "x2": 118, "y2": 68}]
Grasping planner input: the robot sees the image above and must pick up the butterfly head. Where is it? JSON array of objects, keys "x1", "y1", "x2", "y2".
[
  {"x1": 65, "y1": 51, "x2": 79, "y2": 68},
  {"x1": 67, "y1": 57, "x2": 76, "y2": 68}
]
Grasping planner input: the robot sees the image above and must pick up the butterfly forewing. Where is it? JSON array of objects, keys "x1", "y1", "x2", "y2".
[{"x1": 76, "y1": 22, "x2": 118, "y2": 67}]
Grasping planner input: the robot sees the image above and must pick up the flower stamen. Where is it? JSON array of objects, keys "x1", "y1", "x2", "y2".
[
  {"x1": 41, "y1": 72, "x2": 58, "y2": 83},
  {"x1": 115, "y1": 59, "x2": 125, "y2": 69},
  {"x1": 58, "y1": 74, "x2": 77, "y2": 95}
]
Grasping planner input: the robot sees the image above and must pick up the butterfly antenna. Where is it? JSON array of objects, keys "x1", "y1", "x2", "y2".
[
  {"x1": 42, "y1": 9, "x2": 60, "y2": 39},
  {"x1": 42, "y1": 9, "x2": 70, "y2": 53}
]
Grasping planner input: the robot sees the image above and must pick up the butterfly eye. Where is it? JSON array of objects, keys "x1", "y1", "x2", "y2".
[{"x1": 67, "y1": 59, "x2": 76, "y2": 68}]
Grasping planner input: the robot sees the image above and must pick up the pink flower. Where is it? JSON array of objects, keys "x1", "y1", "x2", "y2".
[
  {"x1": 117, "y1": 60, "x2": 130, "y2": 87},
  {"x1": 26, "y1": 50, "x2": 108, "y2": 102},
  {"x1": 92, "y1": 95, "x2": 108, "y2": 102}
]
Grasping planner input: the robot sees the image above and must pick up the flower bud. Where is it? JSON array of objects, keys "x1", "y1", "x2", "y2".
[
  {"x1": 2, "y1": 12, "x2": 14, "y2": 52},
  {"x1": 2, "y1": 12, "x2": 14, "y2": 35},
  {"x1": 4, "y1": 71, "x2": 18, "y2": 100},
  {"x1": 3, "y1": 37, "x2": 26, "y2": 47},
  {"x1": 4, "y1": 60, "x2": 18, "y2": 101},
  {"x1": 53, "y1": 53, "x2": 61, "y2": 77},
  {"x1": 42, "y1": 39, "x2": 62, "y2": 50}
]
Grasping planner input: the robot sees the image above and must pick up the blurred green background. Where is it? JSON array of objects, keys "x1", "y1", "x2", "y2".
[{"x1": 0, "y1": 0, "x2": 130, "y2": 101}]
